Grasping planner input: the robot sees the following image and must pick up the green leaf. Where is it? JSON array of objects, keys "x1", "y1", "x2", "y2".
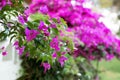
[
  {"x1": 62, "y1": 37, "x2": 74, "y2": 52},
  {"x1": 60, "y1": 18, "x2": 67, "y2": 27},
  {"x1": 52, "y1": 28, "x2": 59, "y2": 35},
  {"x1": 9, "y1": 31, "x2": 17, "y2": 36},
  {"x1": 52, "y1": 18, "x2": 58, "y2": 23},
  {"x1": 0, "y1": 30, "x2": 7, "y2": 41},
  {"x1": 10, "y1": 35, "x2": 16, "y2": 42},
  {"x1": 45, "y1": 20, "x2": 51, "y2": 25},
  {"x1": 30, "y1": 13, "x2": 49, "y2": 21}
]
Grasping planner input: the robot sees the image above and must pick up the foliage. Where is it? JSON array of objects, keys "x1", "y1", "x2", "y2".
[
  {"x1": 28, "y1": 0, "x2": 120, "y2": 61},
  {"x1": 0, "y1": 0, "x2": 75, "y2": 72},
  {"x1": 17, "y1": 56, "x2": 96, "y2": 80}
]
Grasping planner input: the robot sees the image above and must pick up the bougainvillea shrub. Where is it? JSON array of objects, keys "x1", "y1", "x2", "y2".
[
  {"x1": 0, "y1": 1, "x2": 95, "y2": 79},
  {"x1": 25, "y1": 0, "x2": 120, "y2": 61},
  {"x1": 1, "y1": 0, "x2": 120, "y2": 80},
  {"x1": 17, "y1": 56, "x2": 96, "y2": 80},
  {"x1": 0, "y1": 0, "x2": 76, "y2": 73}
]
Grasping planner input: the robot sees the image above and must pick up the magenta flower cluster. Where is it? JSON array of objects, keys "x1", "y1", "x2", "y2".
[
  {"x1": 38, "y1": 21, "x2": 50, "y2": 36},
  {"x1": 17, "y1": 10, "x2": 68, "y2": 72},
  {"x1": 18, "y1": 15, "x2": 28, "y2": 25},
  {"x1": 25, "y1": 28, "x2": 39, "y2": 42},
  {"x1": 0, "y1": 0, "x2": 12, "y2": 10},
  {"x1": 14, "y1": 41, "x2": 25, "y2": 56},
  {"x1": 0, "y1": 46, "x2": 7, "y2": 56},
  {"x1": 42, "y1": 63, "x2": 51, "y2": 73},
  {"x1": 50, "y1": 37, "x2": 60, "y2": 51},
  {"x1": 24, "y1": 0, "x2": 120, "y2": 60},
  {"x1": 52, "y1": 51, "x2": 68, "y2": 67}
]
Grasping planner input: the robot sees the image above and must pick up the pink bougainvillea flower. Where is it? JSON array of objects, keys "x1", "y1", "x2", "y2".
[
  {"x1": 43, "y1": 62, "x2": 51, "y2": 73},
  {"x1": 58, "y1": 56, "x2": 68, "y2": 67},
  {"x1": 18, "y1": 15, "x2": 28, "y2": 25},
  {"x1": 106, "y1": 54, "x2": 114, "y2": 61},
  {"x1": 38, "y1": 21, "x2": 48, "y2": 31},
  {"x1": 13, "y1": 41, "x2": 25, "y2": 56},
  {"x1": 24, "y1": 9, "x2": 31, "y2": 16},
  {"x1": 38, "y1": 21, "x2": 45, "y2": 30},
  {"x1": 26, "y1": 3, "x2": 40, "y2": 15},
  {"x1": 61, "y1": 52, "x2": 66, "y2": 55},
  {"x1": 50, "y1": 37, "x2": 60, "y2": 51},
  {"x1": 2, "y1": 51, "x2": 8, "y2": 56},
  {"x1": 0, "y1": 0, "x2": 7, "y2": 10},
  {"x1": 52, "y1": 52, "x2": 57, "y2": 58},
  {"x1": 25, "y1": 27, "x2": 39, "y2": 42},
  {"x1": 0, "y1": 0, "x2": 11, "y2": 10},
  {"x1": 7, "y1": 0, "x2": 12, "y2": 5},
  {"x1": 44, "y1": 31, "x2": 50, "y2": 36},
  {"x1": 26, "y1": 52, "x2": 30, "y2": 57},
  {"x1": 13, "y1": 41, "x2": 19, "y2": 49},
  {"x1": 39, "y1": 5, "x2": 48, "y2": 14},
  {"x1": 1, "y1": 46, "x2": 5, "y2": 50},
  {"x1": 17, "y1": 46, "x2": 25, "y2": 56},
  {"x1": 38, "y1": 21, "x2": 50, "y2": 36},
  {"x1": 50, "y1": 23, "x2": 56, "y2": 28},
  {"x1": 13, "y1": 41, "x2": 19, "y2": 46}
]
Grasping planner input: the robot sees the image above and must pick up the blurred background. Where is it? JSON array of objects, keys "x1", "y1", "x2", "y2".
[
  {"x1": 1, "y1": 0, "x2": 120, "y2": 80},
  {"x1": 92, "y1": 0, "x2": 120, "y2": 80}
]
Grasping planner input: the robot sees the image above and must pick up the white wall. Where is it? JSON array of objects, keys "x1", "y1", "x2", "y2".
[{"x1": 0, "y1": 39, "x2": 21, "y2": 80}]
